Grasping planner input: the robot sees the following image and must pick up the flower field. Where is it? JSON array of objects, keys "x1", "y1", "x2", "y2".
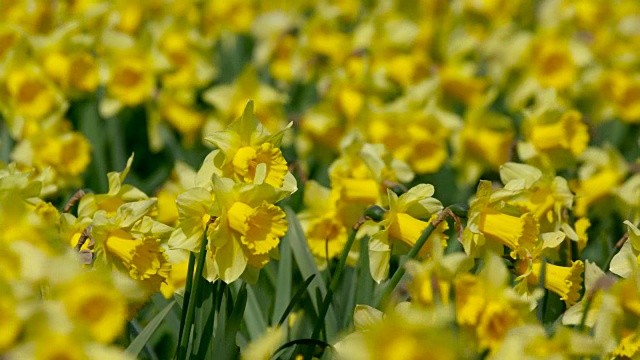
[{"x1": 1, "y1": 0, "x2": 640, "y2": 359}]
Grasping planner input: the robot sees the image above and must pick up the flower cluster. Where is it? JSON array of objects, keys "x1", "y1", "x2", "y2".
[{"x1": 1, "y1": 0, "x2": 640, "y2": 359}]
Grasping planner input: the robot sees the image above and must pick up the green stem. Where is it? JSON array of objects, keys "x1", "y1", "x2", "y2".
[
  {"x1": 177, "y1": 224, "x2": 212, "y2": 360},
  {"x1": 175, "y1": 252, "x2": 196, "y2": 356}
]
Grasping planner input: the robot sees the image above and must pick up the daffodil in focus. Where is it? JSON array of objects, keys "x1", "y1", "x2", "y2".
[
  {"x1": 203, "y1": 101, "x2": 296, "y2": 192},
  {"x1": 368, "y1": 184, "x2": 445, "y2": 282},
  {"x1": 202, "y1": 175, "x2": 291, "y2": 283},
  {"x1": 463, "y1": 180, "x2": 539, "y2": 259},
  {"x1": 515, "y1": 259, "x2": 584, "y2": 307},
  {"x1": 90, "y1": 201, "x2": 171, "y2": 295},
  {"x1": 496, "y1": 162, "x2": 573, "y2": 232}
]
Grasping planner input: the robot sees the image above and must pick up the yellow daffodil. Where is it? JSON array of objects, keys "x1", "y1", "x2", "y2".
[
  {"x1": 572, "y1": 147, "x2": 627, "y2": 217},
  {"x1": 1, "y1": 63, "x2": 66, "y2": 138},
  {"x1": 203, "y1": 101, "x2": 296, "y2": 192},
  {"x1": 168, "y1": 186, "x2": 216, "y2": 253},
  {"x1": 530, "y1": 35, "x2": 577, "y2": 90},
  {"x1": 60, "y1": 273, "x2": 128, "y2": 344},
  {"x1": 405, "y1": 253, "x2": 474, "y2": 307},
  {"x1": 11, "y1": 121, "x2": 91, "y2": 190},
  {"x1": 516, "y1": 259, "x2": 584, "y2": 307},
  {"x1": 368, "y1": 184, "x2": 445, "y2": 282},
  {"x1": 100, "y1": 50, "x2": 155, "y2": 117},
  {"x1": 155, "y1": 161, "x2": 196, "y2": 226},
  {"x1": 496, "y1": 162, "x2": 573, "y2": 231},
  {"x1": 0, "y1": 293, "x2": 21, "y2": 352},
  {"x1": 329, "y1": 131, "x2": 414, "y2": 208},
  {"x1": 366, "y1": 100, "x2": 460, "y2": 174},
  {"x1": 518, "y1": 92, "x2": 589, "y2": 169},
  {"x1": 202, "y1": 176, "x2": 290, "y2": 283},
  {"x1": 463, "y1": 180, "x2": 540, "y2": 259},
  {"x1": 91, "y1": 202, "x2": 171, "y2": 295},
  {"x1": 335, "y1": 304, "x2": 472, "y2": 360},
  {"x1": 298, "y1": 181, "x2": 349, "y2": 263},
  {"x1": 594, "y1": 273, "x2": 640, "y2": 359},
  {"x1": 454, "y1": 254, "x2": 531, "y2": 352},
  {"x1": 452, "y1": 106, "x2": 515, "y2": 184},
  {"x1": 610, "y1": 220, "x2": 640, "y2": 278}
]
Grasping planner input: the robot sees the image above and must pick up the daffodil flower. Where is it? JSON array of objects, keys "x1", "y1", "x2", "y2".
[
  {"x1": 515, "y1": 259, "x2": 584, "y2": 307},
  {"x1": 298, "y1": 180, "x2": 348, "y2": 264},
  {"x1": 454, "y1": 254, "x2": 532, "y2": 351},
  {"x1": 203, "y1": 101, "x2": 297, "y2": 193},
  {"x1": 202, "y1": 175, "x2": 290, "y2": 283},
  {"x1": 91, "y1": 201, "x2": 171, "y2": 295},
  {"x1": 368, "y1": 184, "x2": 444, "y2": 283},
  {"x1": 463, "y1": 180, "x2": 540, "y2": 259}
]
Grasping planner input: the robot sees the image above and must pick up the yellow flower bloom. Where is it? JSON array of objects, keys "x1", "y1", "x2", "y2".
[
  {"x1": 61, "y1": 275, "x2": 128, "y2": 344},
  {"x1": 91, "y1": 203, "x2": 171, "y2": 294},
  {"x1": 78, "y1": 154, "x2": 150, "y2": 219},
  {"x1": 203, "y1": 67, "x2": 287, "y2": 134},
  {"x1": 464, "y1": 180, "x2": 540, "y2": 258},
  {"x1": 517, "y1": 260, "x2": 584, "y2": 306},
  {"x1": 454, "y1": 255, "x2": 529, "y2": 352},
  {"x1": 496, "y1": 162, "x2": 574, "y2": 231},
  {"x1": 106, "y1": 54, "x2": 154, "y2": 107},
  {"x1": 204, "y1": 101, "x2": 295, "y2": 192},
  {"x1": 203, "y1": 176, "x2": 291, "y2": 283},
  {"x1": 227, "y1": 201, "x2": 287, "y2": 256},
  {"x1": 299, "y1": 181, "x2": 349, "y2": 263},
  {"x1": 366, "y1": 101, "x2": 459, "y2": 174},
  {"x1": 572, "y1": 147, "x2": 627, "y2": 217},
  {"x1": 530, "y1": 36, "x2": 576, "y2": 90},
  {"x1": 527, "y1": 110, "x2": 589, "y2": 156},
  {"x1": 3, "y1": 64, "x2": 65, "y2": 136},
  {"x1": 478, "y1": 210, "x2": 538, "y2": 256},
  {"x1": 453, "y1": 109, "x2": 514, "y2": 184},
  {"x1": 369, "y1": 184, "x2": 444, "y2": 282}
]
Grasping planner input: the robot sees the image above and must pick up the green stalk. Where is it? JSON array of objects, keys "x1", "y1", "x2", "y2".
[
  {"x1": 177, "y1": 223, "x2": 212, "y2": 360},
  {"x1": 175, "y1": 252, "x2": 196, "y2": 356}
]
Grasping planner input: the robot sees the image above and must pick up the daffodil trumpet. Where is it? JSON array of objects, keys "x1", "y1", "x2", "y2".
[{"x1": 378, "y1": 206, "x2": 467, "y2": 308}]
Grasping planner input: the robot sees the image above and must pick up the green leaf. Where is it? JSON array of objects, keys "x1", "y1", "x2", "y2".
[
  {"x1": 244, "y1": 285, "x2": 268, "y2": 340},
  {"x1": 284, "y1": 207, "x2": 337, "y2": 337},
  {"x1": 272, "y1": 234, "x2": 293, "y2": 325},
  {"x1": 278, "y1": 274, "x2": 316, "y2": 327},
  {"x1": 126, "y1": 300, "x2": 176, "y2": 357}
]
